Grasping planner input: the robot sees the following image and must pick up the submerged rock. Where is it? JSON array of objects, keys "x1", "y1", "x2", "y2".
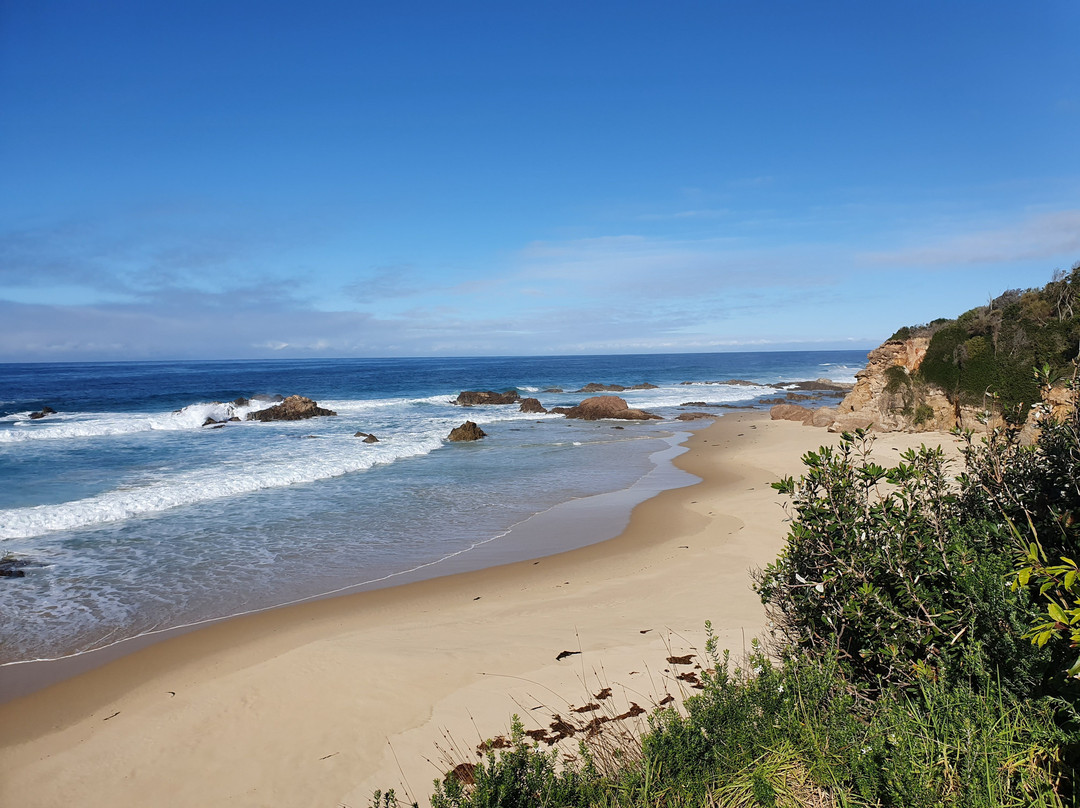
[
  {"x1": 246, "y1": 395, "x2": 337, "y2": 422},
  {"x1": 354, "y1": 432, "x2": 380, "y2": 443},
  {"x1": 1, "y1": 555, "x2": 44, "y2": 578},
  {"x1": 448, "y1": 421, "x2": 487, "y2": 441},
  {"x1": 28, "y1": 405, "x2": 56, "y2": 420}
]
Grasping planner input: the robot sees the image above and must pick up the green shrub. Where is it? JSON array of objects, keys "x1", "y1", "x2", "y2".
[{"x1": 754, "y1": 430, "x2": 1045, "y2": 695}]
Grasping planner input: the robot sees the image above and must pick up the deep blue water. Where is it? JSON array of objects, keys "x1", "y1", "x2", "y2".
[{"x1": 0, "y1": 351, "x2": 865, "y2": 663}]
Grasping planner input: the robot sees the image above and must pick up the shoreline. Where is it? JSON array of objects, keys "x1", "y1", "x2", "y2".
[
  {"x1": 0, "y1": 426, "x2": 695, "y2": 699},
  {"x1": 0, "y1": 413, "x2": 958, "y2": 808}
]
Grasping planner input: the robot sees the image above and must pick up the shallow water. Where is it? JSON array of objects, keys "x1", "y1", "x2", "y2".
[{"x1": 0, "y1": 351, "x2": 864, "y2": 663}]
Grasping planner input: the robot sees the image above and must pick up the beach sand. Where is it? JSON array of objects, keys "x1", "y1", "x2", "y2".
[{"x1": 0, "y1": 413, "x2": 959, "y2": 808}]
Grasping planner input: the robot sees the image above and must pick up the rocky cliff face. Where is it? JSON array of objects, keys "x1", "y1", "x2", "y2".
[{"x1": 772, "y1": 336, "x2": 1074, "y2": 436}]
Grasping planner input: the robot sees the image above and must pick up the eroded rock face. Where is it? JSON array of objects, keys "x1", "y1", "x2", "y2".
[
  {"x1": 560, "y1": 396, "x2": 660, "y2": 421},
  {"x1": 448, "y1": 421, "x2": 487, "y2": 441},
  {"x1": 246, "y1": 395, "x2": 337, "y2": 422},
  {"x1": 519, "y1": 397, "x2": 547, "y2": 414},
  {"x1": 454, "y1": 390, "x2": 521, "y2": 406},
  {"x1": 838, "y1": 338, "x2": 929, "y2": 417}
]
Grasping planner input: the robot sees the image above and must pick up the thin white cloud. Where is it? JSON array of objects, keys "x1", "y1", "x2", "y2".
[
  {"x1": 861, "y1": 209, "x2": 1080, "y2": 267},
  {"x1": 636, "y1": 209, "x2": 731, "y2": 221}
]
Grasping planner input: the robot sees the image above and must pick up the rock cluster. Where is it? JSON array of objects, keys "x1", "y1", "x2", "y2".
[
  {"x1": 203, "y1": 416, "x2": 241, "y2": 427},
  {"x1": 676, "y1": 412, "x2": 716, "y2": 421},
  {"x1": 354, "y1": 432, "x2": 380, "y2": 443},
  {"x1": 246, "y1": 395, "x2": 337, "y2": 422},
  {"x1": 28, "y1": 406, "x2": 56, "y2": 420}
]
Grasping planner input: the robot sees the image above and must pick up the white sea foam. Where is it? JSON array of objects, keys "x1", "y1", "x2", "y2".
[
  {"x1": 0, "y1": 399, "x2": 274, "y2": 444},
  {"x1": 620, "y1": 383, "x2": 774, "y2": 410},
  {"x1": 0, "y1": 429, "x2": 445, "y2": 540}
]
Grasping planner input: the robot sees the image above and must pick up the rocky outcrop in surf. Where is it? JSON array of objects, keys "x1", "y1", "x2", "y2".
[
  {"x1": 519, "y1": 398, "x2": 547, "y2": 414},
  {"x1": 556, "y1": 395, "x2": 661, "y2": 421},
  {"x1": 574, "y1": 382, "x2": 659, "y2": 393},
  {"x1": 454, "y1": 390, "x2": 521, "y2": 406},
  {"x1": 28, "y1": 406, "x2": 56, "y2": 420},
  {"x1": 246, "y1": 395, "x2": 337, "y2": 422},
  {"x1": 448, "y1": 421, "x2": 487, "y2": 441}
]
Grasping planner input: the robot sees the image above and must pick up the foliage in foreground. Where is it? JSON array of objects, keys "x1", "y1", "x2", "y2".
[
  {"x1": 376, "y1": 376, "x2": 1080, "y2": 807},
  {"x1": 401, "y1": 643, "x2": 1071, "y2": 808}
]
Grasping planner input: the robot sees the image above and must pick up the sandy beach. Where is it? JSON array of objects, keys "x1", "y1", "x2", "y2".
[{"x1": 0, "y1": 412, "x2": 958, "y2": 808}]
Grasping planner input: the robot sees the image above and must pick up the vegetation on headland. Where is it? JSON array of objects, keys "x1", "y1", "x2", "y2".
[
  {"x1": 892, "y1": 263, "x2": 1080, "y2": 419},
  {"x1": 375, "y1": 271, "x2": 1080, "y2": 807}
]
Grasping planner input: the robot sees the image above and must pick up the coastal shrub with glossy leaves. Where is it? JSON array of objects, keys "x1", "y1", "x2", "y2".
[{"x1": 753, "y1": 429, "x2": 1049, "y2": 694}]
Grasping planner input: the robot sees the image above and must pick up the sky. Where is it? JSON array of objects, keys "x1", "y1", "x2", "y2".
[{"x1": 1, "y1": 1, "x2": 1078, "y2": 361}]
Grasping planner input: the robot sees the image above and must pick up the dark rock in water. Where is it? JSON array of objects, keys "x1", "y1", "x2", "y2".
[
  {"x1": 769, "y1": 379, "x2": 851, "y2": 392},
  {"x1": 354, "y1": 432, "x2": 380, "y2": 443},
  {"x1": 676, "y1": 412, "x2": 716, "y2": 421},
  {"x1": 576, "y1": 382, "x2": 658, "y2": 393},
  {"x1": 233, "y1": 397, "x2": 249, "y2": 407},
  {"x1": 448, "y1": 421, "x2": 487, "y2": 441},
  {"x1": 203, "y1": 417, "x2": 220, "y2": 426},
  {"x1": 576, "y1": 382, "x2": 626, "y2": 393},
  {"x1": 519, "y1": 397, "x2": 546, "y2": 414},
  {"x1": 543, "y1": 387, "x2": 564, "y2": 393},
  {"x1": 28, "y1": 405, "x2": 56, "y2": 420},
  {"x1": 560, "y1": 396, "x2": 660, "y2": 421},
  {"x1": 680, "y1": 401, "x2": 709, "y2": 407},
  {"x1": 228, "y1": 416, "x2": 240, "y2": 422},
  {"x1": 454, "y1": 390, "x2": 521, "y2": 406},
  {"x1": 246, "y1": 395, "x2": 337, "y2": 422},
  {"x1": 1, "y1": 555, "x2": 44, "y2": 578},
  {"x1": 548, "y1": 406, "x2": 572, "y2": 415}
]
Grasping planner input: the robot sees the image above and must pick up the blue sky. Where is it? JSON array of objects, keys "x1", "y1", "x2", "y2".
[{"x1": 2, "y1": 2, "x2": 1078, "y2": 361}]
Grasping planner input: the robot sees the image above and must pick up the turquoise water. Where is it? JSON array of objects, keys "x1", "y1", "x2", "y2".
[{"x1": 0, "y1": 351, "x2": 864, "y2": 663}]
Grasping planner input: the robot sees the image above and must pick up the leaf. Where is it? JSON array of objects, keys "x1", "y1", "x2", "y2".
[{"x1": 1048, "y1": 603, "x2": 1069, "y2": 625}]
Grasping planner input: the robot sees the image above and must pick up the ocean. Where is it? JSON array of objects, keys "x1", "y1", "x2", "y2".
[{"x1": 0, "y1": 351, "x2": 865, "y2": 666}]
